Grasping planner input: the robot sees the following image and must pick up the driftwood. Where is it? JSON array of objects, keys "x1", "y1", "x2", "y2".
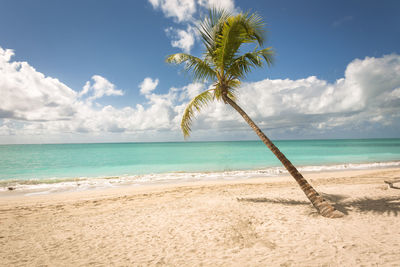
[{"x1": 384, "y1": 179, "x2": 400, "y2": 189}]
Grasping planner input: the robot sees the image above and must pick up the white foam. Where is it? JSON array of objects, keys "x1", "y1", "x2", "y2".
[{"x1": 1, "y1": 161, "x2": 399, "y2": 196}]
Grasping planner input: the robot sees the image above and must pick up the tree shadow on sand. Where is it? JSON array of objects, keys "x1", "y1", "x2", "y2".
[{"x1": 237, "y1": 193, "x2": 400, "y2": 216}]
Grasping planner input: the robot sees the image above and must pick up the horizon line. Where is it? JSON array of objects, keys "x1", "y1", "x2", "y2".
[{"x1": 1, "y1": 137, "x2": 399, "y2": 146}]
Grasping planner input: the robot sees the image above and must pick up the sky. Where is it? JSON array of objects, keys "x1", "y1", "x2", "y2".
[{"x1": 0, "y1": 0, "x2": 399, "y2": 144}]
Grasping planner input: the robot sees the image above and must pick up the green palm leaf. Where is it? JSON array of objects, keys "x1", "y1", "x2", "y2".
[
  {"x1": 215, "y1": 15, "x2": 246, "y2": 70},
  {"x1": 242, "y1": 11, "x2": 266, "y2": 46},
  {"x1": 198, "y1": 8, "x2": 231, "y2": 58},
  {"x1": 227, "y1": 47, "x2": 274, "y2": 79},
  {"x1": 166, "y1": 53, "x2": 216, "y2": 82},
  {"x1": 213, "y1": 12, "x2": 268, "y2": 72},
  {"x1": 181, "y1": 89, "x2": 214, "y2": 138}
]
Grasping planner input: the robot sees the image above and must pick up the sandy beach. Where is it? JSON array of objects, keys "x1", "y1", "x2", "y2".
[{"x1": 1, "y1": 168, "x2": 399, "y2": 266}]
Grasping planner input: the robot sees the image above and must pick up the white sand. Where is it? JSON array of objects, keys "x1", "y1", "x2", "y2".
[{"x1": 1, "y1": 168, "x2": 399, "y2": 266}]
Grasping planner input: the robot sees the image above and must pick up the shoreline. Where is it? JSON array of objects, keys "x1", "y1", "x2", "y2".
[
  {"x1": 1, "y1": 167, "x2": 399, "y2": 203},
  {"x1": 1, "y1": 167, "x2": 399, "y2": 266},
  {"x1": 1, "y1": 161, "x2": 400, "y2": 196}
]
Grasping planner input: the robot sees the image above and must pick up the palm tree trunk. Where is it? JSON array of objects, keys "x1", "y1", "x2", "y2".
[{"x1": 223, "y1": 95, "x2": 344, "y2": 218}]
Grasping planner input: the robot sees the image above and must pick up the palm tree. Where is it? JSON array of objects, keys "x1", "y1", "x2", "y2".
[{"x1": 166, "y1": 9, "x2": 344, "y2": 218}]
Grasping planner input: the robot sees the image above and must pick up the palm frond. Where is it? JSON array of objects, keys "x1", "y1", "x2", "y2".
[
  {"x1": 213, "y1": 12, "x2": 268, "y2": 71},
  {"x1": 227, "y1": 47, "x2": 274, "y2": 79},
  {"x1": 214, "y1": 15, "x2": 247, "y2": 70},
  {"x1": 243, "y1": 11, "x2": 266, "y2": 46},
  {"x1": 213, "y1": 85, "x2": 223, "y2": 101},
  {"x1": 181, "y1": 89, "x2": 215, "y2": 138},
  {"x1": 226, "y1": 87, "x2": 238, "y2": 102},
  {"x1": 198, "y1": 8, "x2": 231, "y2": 58},
  {"x1": 166, "y1": 53, "x2": 217, "y2": 82},
  {"x1": 227, "y1": 79, "x2": 241, "y2": 89},
  {"x1": 259, "y1": 47, "x2": 274, "y2": 66}
]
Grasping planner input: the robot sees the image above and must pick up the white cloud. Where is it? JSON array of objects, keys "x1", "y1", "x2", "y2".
[
  {"x1": 148, "y1": 0, "x2": 160, "y2": 8},
  {"x1": 148, "y1": 0, "x2": 196, "y2": 22},
  {"x1": 139, "y1": 77, "x2": 159, "y2": 95},
  {"x1": 1, "y1": 46, "x2": 399, "y2": 143},
  {"x1": 179, "y1": 82, "x2": 205, "y2": 100},
  {"x1": 0, "y1": 47, "x2": 78, "y2": 121},
  {"x1": 165, "y1": 25, "x2": 196, "y2": 53},
  {"x1": 197, "y1": 0, "x2": 235, "y2": 12},
  {"x1": 0, "y1": 46, "x2": 184, "y2": 142},
  {"x1": 148, "y1": 0, "x2": 235, "y2": 22},
  {"x1": 79, "y1": 75, "x2": 123, "y2": 101}
]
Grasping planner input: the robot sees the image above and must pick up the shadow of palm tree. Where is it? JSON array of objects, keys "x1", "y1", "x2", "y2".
[
  {"x1": 238, "y1": 197, "x2": 309, "y2": 205},
  {"x1": 346, "y1": 197, "x2": 400, "y2": 216},
  {"x1": 237, "y1": 193, "x2": 400, "y2": 216}
]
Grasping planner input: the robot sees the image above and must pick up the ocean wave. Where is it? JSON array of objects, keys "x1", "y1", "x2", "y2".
[{"x1": 1, "y1": 161, "x2": 399, "y2": 195}]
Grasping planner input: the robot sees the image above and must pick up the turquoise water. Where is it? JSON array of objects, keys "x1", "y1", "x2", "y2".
[{"x1": 0, "y1": 139, "x2": 399, "y2": 181}]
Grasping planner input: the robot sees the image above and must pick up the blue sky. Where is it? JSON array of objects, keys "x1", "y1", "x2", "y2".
[{"x1": 0, "y1": 0, "x2": 399, "y2": 143}]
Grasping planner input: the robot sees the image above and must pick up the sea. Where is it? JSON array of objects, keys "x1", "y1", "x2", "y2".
[{"x1": 1, "y1": 139, "x2": 399, "y2": 194}]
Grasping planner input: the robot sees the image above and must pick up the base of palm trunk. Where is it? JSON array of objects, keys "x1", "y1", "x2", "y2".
[{"x1": 324, "y1": 209, "x2": 345, "y2": 218}]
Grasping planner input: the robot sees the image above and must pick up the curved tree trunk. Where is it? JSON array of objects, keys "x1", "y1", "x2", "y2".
[{"x1": 223, "y1": 95, "x2": 344, "y2": 218}]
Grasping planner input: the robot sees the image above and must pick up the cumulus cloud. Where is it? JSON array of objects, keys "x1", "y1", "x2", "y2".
[
  {"x1": 197, "y1": 0, "x2": 235, "y2": 11},
  {"x1": 1, "y1": 45, "x2": 399, "y2": 143},
  {"x1": 178, "y1": 82, "x2": 205, "y2": 100},
  {"x1": 148, "y1": 0, "x2": 196, "y2": 22},
  {"x1": 79, "y1": 75, "x2": 123, "y2": 101},
  {"x1": 165, "y1": 25, "x2": 196, "y2": 53},
  {"x1": 139, "y1": 77, "x2": 159, "y2": 95},
  {"x1": 0, "y1": 46, "x2": 182, "y2": 142},
  {"x1": 0, "y1": 47, "x2": 78, "y2": 121},
  {"x1": 148, "y1": 0, "x2": 235, "y2": 22}
]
